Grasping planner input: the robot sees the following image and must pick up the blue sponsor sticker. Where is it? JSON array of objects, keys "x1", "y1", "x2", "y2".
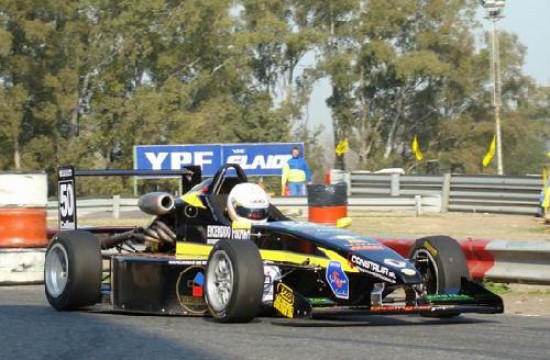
[
  {"x1": 193, "y1": 272, "x2": 205, "y2": 286},
  {"x1": 326, "y1": 261, "x2": 349, "y2": 300}
]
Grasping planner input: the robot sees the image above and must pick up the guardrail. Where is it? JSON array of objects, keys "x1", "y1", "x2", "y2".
[
  {"x1": 347, "y1": 171, "x2": 542, "y2": 215},
  {"x1": 44, "y1": 172, "x2": 543, "y2": 217},
  {"x1": 375, "y1": 237, "x2": 550, "y2": 285},
  {"x1": 46, "y1": 194, "x2": 442, "y2": 219}
]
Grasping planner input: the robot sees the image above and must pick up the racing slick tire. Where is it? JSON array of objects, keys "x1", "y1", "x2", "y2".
[
  {"x1": 409, "y1": 235, "x2": 470, "y2": 318},
  {"x1": 204, "y1": 239, "x2": 264, "y2": 323},
  {"x1": 44, "y1": 230, "x2": 102, "y2": 310}
]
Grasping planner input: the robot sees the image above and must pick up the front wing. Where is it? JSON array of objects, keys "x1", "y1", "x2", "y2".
[{"x1": 272, "y1": 278, "x2": 504, "y2": 319}]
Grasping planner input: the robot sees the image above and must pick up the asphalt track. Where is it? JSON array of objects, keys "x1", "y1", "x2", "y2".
[{"x1": 1, "y1": 286, "x2": 548, "y2": 360}]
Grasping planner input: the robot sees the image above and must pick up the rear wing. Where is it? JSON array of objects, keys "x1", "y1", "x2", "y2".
[{"x1": 57, "y1": 166, "x2": 201, "y2": 231}]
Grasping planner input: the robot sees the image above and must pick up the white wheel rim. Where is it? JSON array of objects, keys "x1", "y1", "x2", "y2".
[
  {"x1": 45, "y1": 243, "x2": 69, "y2": 297},
  {"x1": 206, "y1": 250, "x2": 234, "y2": 313},
  {"x1": 412, "y1": 249, "x2": 439, "y2": 294}
]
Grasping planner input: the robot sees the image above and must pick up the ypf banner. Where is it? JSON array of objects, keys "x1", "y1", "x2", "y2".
[{"x1": 134, "y1": 143, "x2": 304, "y2": 177}]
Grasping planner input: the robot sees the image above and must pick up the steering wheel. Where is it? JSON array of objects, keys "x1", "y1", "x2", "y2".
[{"x1": 208, "y1": 163, "x2": 248, "y2": 195}]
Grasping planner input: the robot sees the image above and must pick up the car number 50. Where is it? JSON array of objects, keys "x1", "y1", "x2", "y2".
[{"x1": 60, "y1": 183, "x2": 75, "y2": 217}]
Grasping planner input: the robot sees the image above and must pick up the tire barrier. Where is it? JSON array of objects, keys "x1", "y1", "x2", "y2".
[
  {"x1": 0, "y1": 173, "x2": 48, "y2": 284},
  {"x1": 375, "y1": 236, "x2": 550, "y2": 285},
  {"x1": 307, "y1": 183, "x2": 348, "y2": 225}
]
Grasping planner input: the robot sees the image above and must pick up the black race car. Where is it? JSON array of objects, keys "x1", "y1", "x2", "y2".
[{"x1": 45, "y1": 164, "x2": 503, "y2": 323}]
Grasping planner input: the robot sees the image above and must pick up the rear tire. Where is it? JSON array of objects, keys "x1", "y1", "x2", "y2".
[
  {"x1": 204, "y1": 239, "x2": 264, "y2": 323},
  {"x1": 44, "y1": 230, "x2": 102, "y2": 310},
  {"x1": 409, "y1": 235, "x2": 469, "y2": 318}
]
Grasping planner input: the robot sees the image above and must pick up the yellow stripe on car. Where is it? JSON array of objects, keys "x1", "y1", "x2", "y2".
[
  {"x1": 175, "y1": 242, "x2": 358, "y2": 273},
  {"x1": 176, "y1": 242, "x2": 211, "y2": 258},
  {"x1": 180, "y1": 192, "x2": 206, "y2": 209}
]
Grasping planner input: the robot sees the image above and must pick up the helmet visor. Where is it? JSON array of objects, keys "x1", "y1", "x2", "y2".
[{"x1": 235, "y1": 206, "x2": 268, "y2": 220}]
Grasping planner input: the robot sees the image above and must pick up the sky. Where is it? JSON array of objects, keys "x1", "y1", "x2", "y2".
[
  {"x1": 499, "y1": 0, "x2": 550, "y2": 85},
  {"x1": 306, "y1": 0, "x2": 550, "y2": 137}
]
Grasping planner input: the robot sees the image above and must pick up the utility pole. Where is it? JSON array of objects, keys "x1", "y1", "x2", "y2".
[{"x1": 481, "y1": 0, "x2": 505, "y2": 175}]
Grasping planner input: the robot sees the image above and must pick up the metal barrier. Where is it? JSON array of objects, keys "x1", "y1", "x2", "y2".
[
  {"x1": 46, "y1": 194, "x2": 442, "y2": 218},
  {"x1": 44, "y1": 172, "x2": 542, "y2": 217},
  {"x1": 449, "y1": 175, "x2": 541, "y2": 215},
  {"x1": 376, "y1": 237, "x2": 550, "y2": 285},
  {"x1": 349, "y1": 171, "x2": 542, "y2": 215}
]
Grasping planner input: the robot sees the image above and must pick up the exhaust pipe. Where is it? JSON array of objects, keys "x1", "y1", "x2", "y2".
[{"x1": 138, "y1": 192, "x2": 175, "y2": 215}]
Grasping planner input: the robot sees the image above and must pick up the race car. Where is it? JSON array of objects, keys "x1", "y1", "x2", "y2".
[{"x1": 45, "y1": 164, "x2": 504, "y2": 323}]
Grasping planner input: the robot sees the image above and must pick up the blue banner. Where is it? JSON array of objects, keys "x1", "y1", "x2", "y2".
[{"x1": 134, "y1": 143, "x2": 304, "y2": 177}]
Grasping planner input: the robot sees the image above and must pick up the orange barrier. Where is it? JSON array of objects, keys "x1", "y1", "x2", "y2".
[
  {"x1": 307, "y1": 183, "x2": 348, "y2": 225},
  {"x1": 0, "y1": 208, "x2": 48, "y2": 248},
  {"x1": 308, "y1": 205, "x2": 347, "y2": 225},
  {"x1": 0, "y1": 173, "x2": 48, "y2": 248}
]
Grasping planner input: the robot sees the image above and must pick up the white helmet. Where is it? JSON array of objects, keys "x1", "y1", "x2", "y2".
[{"x1": 227, "y1": 183, "x2": 270, "y2": 223}]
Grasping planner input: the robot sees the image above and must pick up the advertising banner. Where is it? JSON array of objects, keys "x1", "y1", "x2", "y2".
[{"x1": 134, "y1": 143, "x2": 304, "y2": 177}]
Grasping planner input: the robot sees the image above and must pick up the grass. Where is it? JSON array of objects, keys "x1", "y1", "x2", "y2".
[{"x1": 483, "y1": 281, "x2": 512, "y2": 295}]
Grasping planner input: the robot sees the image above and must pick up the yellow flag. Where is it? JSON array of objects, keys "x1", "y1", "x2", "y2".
[
  {"x1": 335, "y1": 139, "x2": 349, "y2": 156},
  {"x1": 482, "y1": 135, "x2": 496, "y2": 167},
  {"x1": 543, "y1": 167, "x2": 549, "y2": 210},
  {"x1": 411, "y1": 135, "x2": 423, "y2": 161},
  {"x1": 543, "y1": 167, "x2": 550, "y2": 210}
]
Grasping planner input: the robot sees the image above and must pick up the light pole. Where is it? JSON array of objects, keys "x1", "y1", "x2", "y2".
[{"x1": 481, "y1": 0, "x2": 505, "y2": 175}]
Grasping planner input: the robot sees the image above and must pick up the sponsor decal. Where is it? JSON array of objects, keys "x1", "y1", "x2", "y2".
[
  {"x1": 263, "y1": 265, "x2": 282, "y2": 303},
  {"x1": 330, "y1": 234, "x2": 379, "y2": 247},
  {"x1": 273, "y1": 283, "x2": 295, "y2": 318},
  {"x1": 370, "y1": 305, "x2": 432, "y2": 313},
  {"x1": 384, "y1": 259, "x2": 407, "y2": 268},
  {"x1": 350, "y1": 245, "x2": 384, "y2": 251},
  {"x1": 231, "y1": 228, "x2": 250, "y2": 240},
  {"x1": 281, "y1": 221, "x2": 316, "y2": 228},
  {"x1": 176, "y1": 267, "x2": 208, "y2": 315},
  {"x1": 226, "y1": 154, "x2": 290, "y2": 170},
  {"x1": 169, "y1": 260, "x2": 207, "y2": 266},
  {"x1": 143, "y1": 151, "x2": 214, "y2": 170},
  {"x1": 207, "y1": 226, "x2": 232, "y2": 239},
  {"x1": 325, "y1": 261, "x2": 350, "y2": 299},
  {"x1": 192, "y1": 272, "x2": 204, "y2": 297},
  {"x1": 401, "y1": 268, "x2": 417, "y2": 276},
  {"x1": 347, "y1": 239, "x2": 369, "y2": 245},
  {"x1": 331, "y1": 235, "x2": 355, "y2": 240},
  {"x1": 58, "y1": 168, "x2": 73, "y2": 177},
  {"x1": 207, "y1": 225, "x2": 251, "y2": 241},
  {"x1": 307, "y1": 297, "x2": 335, "y2": 306},
  {"x1": 424, "y1": 241, "x2": 438, "y2": 256},
  {"x1": 349, "y1": 255, "x2": 396, "y2": 283}
]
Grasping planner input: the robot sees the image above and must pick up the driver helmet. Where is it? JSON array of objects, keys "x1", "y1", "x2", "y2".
[{"x1": 227, "y1": 183, "x2": 270, "y2": 223}]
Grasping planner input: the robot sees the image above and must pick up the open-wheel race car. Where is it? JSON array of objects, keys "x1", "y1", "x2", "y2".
[{"x1": 45, "y1": 164, "x2": 504, "y2": 323}]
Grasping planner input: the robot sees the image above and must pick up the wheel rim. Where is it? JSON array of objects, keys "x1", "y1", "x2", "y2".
[
  {"x1": 206, "y1": 250, "x2": 234, "y2": 313},
  {"x1": 412, "y1": 249, "x2": 439, "y2": 294},
  {"x1": 45, "y1": 243, "x2": 69, "y2": 297}
]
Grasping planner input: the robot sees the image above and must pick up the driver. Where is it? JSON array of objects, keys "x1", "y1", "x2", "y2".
[{"x1": 226, "y1": 183, "x2": 270, "y2": 224}]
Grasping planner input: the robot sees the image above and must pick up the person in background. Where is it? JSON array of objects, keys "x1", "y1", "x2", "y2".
[{"x1": 281, "y1": 146, "x2": 312, "y2": 196}]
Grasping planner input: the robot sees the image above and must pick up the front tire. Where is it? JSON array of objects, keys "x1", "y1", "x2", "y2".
[
  {"x1": 409, "y1": 235, "x2": 470, "y2": 317},
  {"x1": 44, "y1": 230, "x2": 102, "y2": 310},
  {"x1": 204, "y1": 239, "x2": 264, "y2": 323}
]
